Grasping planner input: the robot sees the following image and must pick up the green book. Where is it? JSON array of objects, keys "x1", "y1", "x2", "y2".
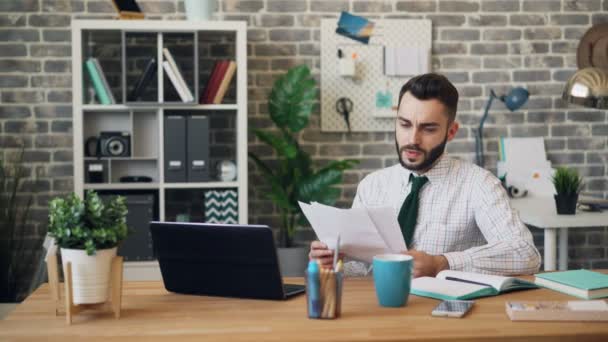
[
  {"x1": 535, "y1": 270, "x2": 608, "y2": 299},
  {"x1": 411, "y1": 270, "x2": 538, "y2": 301},
  {"x1": 85, "y1": 58, "x2": 111, "y2": 105}
]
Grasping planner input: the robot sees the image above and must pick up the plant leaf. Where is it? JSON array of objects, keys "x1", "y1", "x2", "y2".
[
  {"x1": 253, "y1": 129, "x2": 297, "y2": 159},
  {"x1": 268, "y1": 65, "x2": 317, "y2": 133}
]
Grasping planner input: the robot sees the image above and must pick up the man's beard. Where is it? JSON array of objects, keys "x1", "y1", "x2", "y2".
[{"x1": 395, "y1": 134, "x2": 448, "y2": 172}]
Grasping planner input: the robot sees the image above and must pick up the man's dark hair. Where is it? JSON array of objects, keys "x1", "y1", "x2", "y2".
[{"x1": 397, "y1": 73, "x2": 459, "y2": 122}]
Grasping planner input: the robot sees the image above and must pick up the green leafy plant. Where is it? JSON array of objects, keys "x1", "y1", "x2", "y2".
[
  {"x1": 0, "y1": 149, "x2": 44, "y2": 302},
  {"x1": 48, "y1": 190, "x2": 129, "y2": 255},
  {"x1": 248, "y1": 65, "x2": 358, "y2": 248},
  {"x1": 551, "y1": 167, "x2": 583, "y2": 196}
]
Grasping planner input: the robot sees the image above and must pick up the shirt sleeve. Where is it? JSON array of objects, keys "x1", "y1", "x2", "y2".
[{"x1": 442, "y1": 171, "x2": 541, "y2": 275}]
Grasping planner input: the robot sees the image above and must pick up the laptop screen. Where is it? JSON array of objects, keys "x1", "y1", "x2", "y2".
[{"x1": 150, "y1": 222, "x2": 291, "y2": 300}]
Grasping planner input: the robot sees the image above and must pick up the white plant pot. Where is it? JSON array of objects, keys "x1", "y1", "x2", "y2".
[
  {"x1": 184, "y1": 0, "x2": 215, "y2": 21},
  {"x1": 60, "y1": 247, "x2": 117, "y2": 305}
]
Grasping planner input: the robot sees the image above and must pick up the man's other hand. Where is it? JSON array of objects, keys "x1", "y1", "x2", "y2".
[
  {"x1": 404, "y1": 250, "x2": 449, "y2": 278},
  {"x1": 309, "y1": 240, "x2": 341, "y2": 269}
]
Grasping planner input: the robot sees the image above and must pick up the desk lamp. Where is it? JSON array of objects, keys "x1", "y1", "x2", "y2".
[
  {"x1": 563, "y1": 23, "x2": 608, "y2": 109},
  {"x1": 562, "y1": 67, "x2": 608, "y2": 109},
  {"x1": 476, "y1": 87, "x2": 529, "y2": 167}
]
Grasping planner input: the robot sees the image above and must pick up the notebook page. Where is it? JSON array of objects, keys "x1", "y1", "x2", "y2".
[
  {"x1": 437, "y1": 270, "x2": 510, "y2": 291},
  {"x1": 412, "y1": 277, "x2": 489, "y2": 298}
]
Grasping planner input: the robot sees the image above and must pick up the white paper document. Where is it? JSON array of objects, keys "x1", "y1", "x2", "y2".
[{"x1": 299, "y1": 202, "x2": 407, "y2": 263}]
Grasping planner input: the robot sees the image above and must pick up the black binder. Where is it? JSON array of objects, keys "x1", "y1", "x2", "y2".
[
  {"x1": 186, "y1": 115, "x2": 210, "y2": 182},
  {"x1": 164, "y1": 115, "x2": 187, "y2": 182}
]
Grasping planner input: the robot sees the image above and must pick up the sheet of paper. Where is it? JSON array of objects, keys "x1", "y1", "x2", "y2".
[
  {"x1": 502, "y1": 137, "x2": 547, "y2": 168},
  {"x1": 364, "y1": 206, "x2": 407, "y2": 252},
  {"x1": 299, "y1": 201, "x2": 390, "y2": 263}
]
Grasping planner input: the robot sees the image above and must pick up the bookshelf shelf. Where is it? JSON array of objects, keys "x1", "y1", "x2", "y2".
[
  {"x1": 84, "y1": 183, "x2": 161, "y2": 190},
  {"x1": 163, "y1": 181, "x2": 239, "y2": 189},
  {"x1": 72, "y1": 19, "x2": 248, "y2": 281},
  {"x1": 84, "y1": 157, "x2": 158, "y2": 161},
  {"x1": 82, "y1": 104, "x2": 239, "y2": 111}
]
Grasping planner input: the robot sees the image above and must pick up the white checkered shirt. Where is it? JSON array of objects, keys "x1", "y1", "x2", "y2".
[{"x1": 345, "y1": 153, "x2": 541, "y2": 277}]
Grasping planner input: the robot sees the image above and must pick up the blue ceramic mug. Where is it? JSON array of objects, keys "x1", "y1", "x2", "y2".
[{"x1": 372, "y1": 254, "x2": 413, "y2": 307}]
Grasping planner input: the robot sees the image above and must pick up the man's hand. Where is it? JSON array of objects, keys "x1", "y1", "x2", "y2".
[
  {"x1": 404, "y1": 250, "x2": 449, "y2": 278},
  {"x1": 309, "y1": 241, "x2": 344, "y2": 269}
]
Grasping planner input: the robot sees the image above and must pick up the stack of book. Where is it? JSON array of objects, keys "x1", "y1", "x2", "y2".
[
  {"x1": 85, "y1": 57, "x2": 116, "y2": 105},
  {"x1": 535, "y1": 269, "x2": 608, "y2": 299},
  {"x1": 200, "y1": 60, "x2": 236, "y2": 104}
]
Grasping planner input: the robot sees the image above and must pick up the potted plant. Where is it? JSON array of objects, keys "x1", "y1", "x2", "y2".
[
  {"x1": 249, "y1": 65, "x2": 358, "y2": 276},
  {"x1": 48, "y1": 190, "x2": 129, "y2": 304},
  {"x1": 1, "y1": 149, "x2": 46, "y2": 307},
  {"x1": 551, "y1": 167, "x2": 583, "y2": 215}
]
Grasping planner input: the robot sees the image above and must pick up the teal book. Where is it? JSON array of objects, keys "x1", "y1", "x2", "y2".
[
  {"x1": 411, "y1": 270, "x2": 538, "y2": 301},
  {"x1": 85, "y1": 58, "x2": 111, "y2": 105},
  {"x1": 535, "y1": 270, "x2": 608, "y2": 299}
]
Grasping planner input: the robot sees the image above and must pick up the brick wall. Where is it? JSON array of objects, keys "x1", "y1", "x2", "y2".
[{"x1": 1, "y1": 0, "x2": 607, "y2": 269}]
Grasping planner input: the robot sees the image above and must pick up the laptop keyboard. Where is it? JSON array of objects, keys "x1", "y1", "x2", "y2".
[{"x1": 283, "y1": 283, "x2": 305, "y2": 295}]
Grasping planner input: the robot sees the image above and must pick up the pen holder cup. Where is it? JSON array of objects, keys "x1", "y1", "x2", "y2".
[{"x1": 306, "y1": 269, "x2": 343, "y2": 319}]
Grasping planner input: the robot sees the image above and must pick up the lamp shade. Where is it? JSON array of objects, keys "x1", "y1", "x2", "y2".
[
  {"x1": 562, "y1": 67, "x2": 608, "y2": 109},
  {"x1": 503, "y1": 87, "x2": 529, "y2": 111}
]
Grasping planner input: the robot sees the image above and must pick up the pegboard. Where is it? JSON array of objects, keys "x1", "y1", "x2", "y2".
[{"x1": 321, "y1": 19, "x2": 432, "y2": 132}]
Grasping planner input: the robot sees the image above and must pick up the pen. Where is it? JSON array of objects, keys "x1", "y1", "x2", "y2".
[
  {"x1": 307, "y1": 260, "x2": 321, "y2": 318},
  {"x1": 333, "y1": 234, "x2": 341, "y2": 271}
]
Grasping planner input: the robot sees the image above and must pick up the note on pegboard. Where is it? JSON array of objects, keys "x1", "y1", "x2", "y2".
[{"x1": 321, "y1": 19, "x2": 432, "y2": 132}]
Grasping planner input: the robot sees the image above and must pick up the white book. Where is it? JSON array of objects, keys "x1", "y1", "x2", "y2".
[
  {"x1": 91, "y1": 58, "x2": 116, "y2": 104},
  {"x1": 162, "y1": 61, "x2": 189, "y2": 102},
  {"x1": 162, "y1": 48, "x2": 193, "y2": 102}
]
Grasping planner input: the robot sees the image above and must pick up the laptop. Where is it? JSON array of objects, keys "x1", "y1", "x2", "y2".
[{"x1": 149, "y1": 222, "x2": 306, "y2": 300}]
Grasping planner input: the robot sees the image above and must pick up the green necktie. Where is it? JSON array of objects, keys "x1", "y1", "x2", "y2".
[{"x1": 398, "y1": 174, "x2": 428, "y2": 247}]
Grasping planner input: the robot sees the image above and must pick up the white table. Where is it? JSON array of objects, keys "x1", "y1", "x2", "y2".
[{"x1": 510, "y1": 197, "x2": 608, "y2": 271}]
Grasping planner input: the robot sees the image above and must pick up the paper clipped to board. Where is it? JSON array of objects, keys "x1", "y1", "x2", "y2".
[{"x1": 298, "y1": 202, "x2": 407, "y2": 263}]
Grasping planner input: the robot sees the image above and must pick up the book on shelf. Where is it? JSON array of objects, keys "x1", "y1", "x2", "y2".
[
  {"x1": 128, "y1": 57, "x2": 157, "y2": 102},
  {"x1": 506, "y1": 300, "x2": 608, "y2": 322},
  {"x1": 91, "y1": 58, "x2": 116, "y2": 104},
  {"x1": 85, "y1": 58, "x2": 112, "y2": 105},
  {"x1": 411, "y1": 270, "x2": 538, "y2": 300},
  {"x1": 201, "y1": 60, "x2": 229, "y2": 104},
  {"x1": 162, "y1": 61, "x2": 190, "y2": 102},
  {"x1": 162, "y1": 48, "x2": 193, "y2": 102},
  {"x1": 212, "y1": 61, "x2": 236, "y2": 104},
  {"x1": 200, "y1": 60, "x2": 220, "y2": 103},
  {"x1": 535, "y1": 269, "x2": 608, "y2": 299}
]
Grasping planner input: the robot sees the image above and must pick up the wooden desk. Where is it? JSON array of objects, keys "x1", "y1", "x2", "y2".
[{"x1": 1, "y1": 275, "x2": 607, "y2": 341}]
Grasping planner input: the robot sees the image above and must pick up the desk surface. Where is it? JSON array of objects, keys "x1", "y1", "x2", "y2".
[
  {"x1": 511, "y1": 197, "x2": 608, "y2": 229},
  {"x1": 2, "y1": 274, "x2": 608, "y2": 342}
]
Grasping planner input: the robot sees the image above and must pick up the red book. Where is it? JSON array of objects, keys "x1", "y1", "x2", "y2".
[
  {"x1": 205, "y1": 60, "x2": 229, "y2": 104},
  {"x1": 200, "y1": 61, "x2": 222, "y2": 104}
]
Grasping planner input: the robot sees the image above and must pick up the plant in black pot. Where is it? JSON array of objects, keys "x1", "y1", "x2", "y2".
[
  {"x1": 551, "y1": 167, "x2": 583, "y2": 215},
  {"x1": 249, "y1": 65, "x2": 358, "y2": 276}
]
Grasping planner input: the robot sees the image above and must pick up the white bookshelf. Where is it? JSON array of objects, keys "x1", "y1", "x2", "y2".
[{"x1": 71, "y1": 20, "x2": 248, "y2": 281}]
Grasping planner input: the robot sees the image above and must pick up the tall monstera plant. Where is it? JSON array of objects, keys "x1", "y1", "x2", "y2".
[{"x1": 249, "y1": 65, "x2": 358, "y2": 248}]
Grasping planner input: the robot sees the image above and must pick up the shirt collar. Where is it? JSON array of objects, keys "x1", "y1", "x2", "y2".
[{"x1": 401, "y1": 153, "x2": 452, "y2": 185}]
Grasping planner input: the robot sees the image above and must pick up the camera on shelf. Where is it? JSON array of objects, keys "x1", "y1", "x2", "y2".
[{"x1": 86, "y1": 131, "x2": 131, "y2": 158}]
